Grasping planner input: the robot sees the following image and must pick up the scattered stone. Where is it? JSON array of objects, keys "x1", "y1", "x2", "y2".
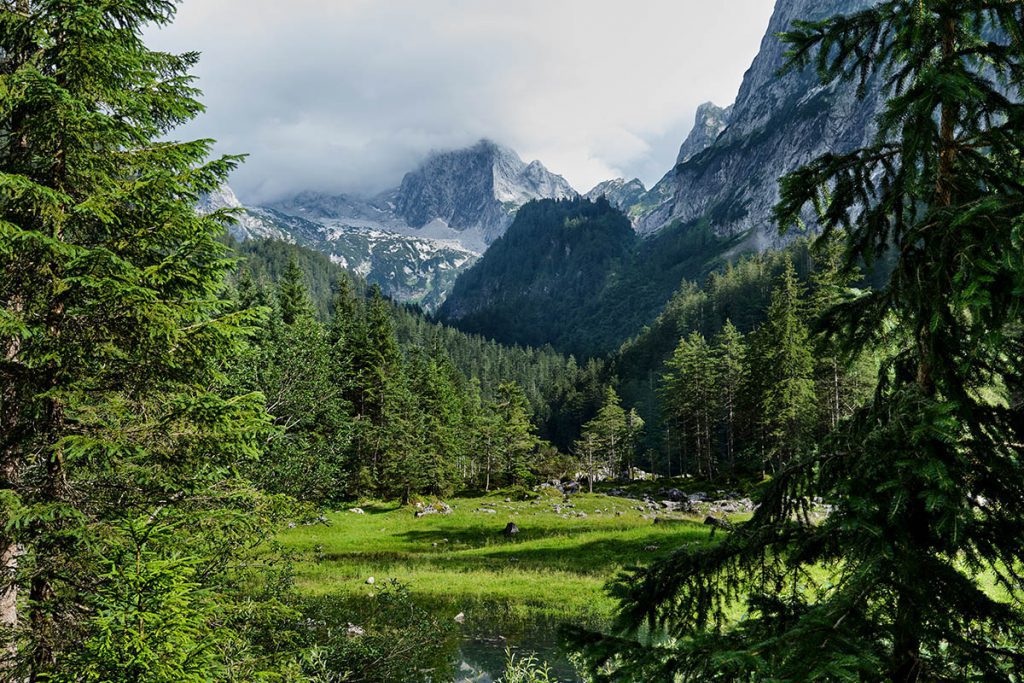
[
  {"x1": 454, "y1": 612, "x2": 466, "y2": 624},
  {"x1": 644, "y1": 544, "x2": 660, "y2": 552},
  {"x1": 347, "y1": 623, "x2": 365, "y2": 637},
  {"x1": 666, "y1": 488, "x2": 686, "y2": 502},
  {"x1": 563, "y1": 481, "x2": 581, "y2": 494},
  {"x1": 349, "y1": 507, "x2": 365, "y2": 515},
  {"x1": 365, "y1": 576, "x2": 375, "y2": 585},
  {"x1": 414, "y1": 502, "x2": 452, "y2": 518},
  {"x1": 477, "y1": 508, "x2": 497, "y2": 514},
  {"x1": 502, "y1": 522, "x2": 520, "y2": 536},
  {"x1": 504, "y1": 497, "x2": 512, "y2": 503},
  {"x1": 703, "y1": 516, "x2": 734, "y2": 531}
]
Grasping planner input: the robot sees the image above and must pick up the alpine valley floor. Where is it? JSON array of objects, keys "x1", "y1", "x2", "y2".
[{"x1": 279, "y1": 482, "x2": 753, "y2": 681}]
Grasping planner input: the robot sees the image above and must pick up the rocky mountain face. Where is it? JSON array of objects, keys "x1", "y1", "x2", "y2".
[
  {"x1": 200, "y1": 189, "x2": 478, "y2": 311},
  {"x1": 675, "y1": 102, "x2": 733, "y2": 165},
  {"x1": 437, "y1": 0, "x2": 891, "y2": 355},
  {"x1": 265, "y1": 139, "x2": 576, "y2": 249},
  {"x1": 584, "y1": 178, "x2": 647, "y2": 215},
  {"x1": 197, "y1": 185, "x2": 291, "y2": 242},
  {"x1": 634, "y1": 0, "x2": 883, "y2": 244},
  {"x1": 214, "y1": 139, "x2": 576, "y2": 309},
  {"x1": 393, "y1": 139, "x2": 577, "y2": 243}
]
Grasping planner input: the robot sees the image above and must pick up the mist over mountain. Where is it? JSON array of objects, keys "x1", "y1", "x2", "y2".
[
  {"x1": 439, "y1": 0, "x2": 890, "y2": 354},
  {"x1": 205, "y1": 140, "x2": 580, "y2": 309},
  {"x1": 209, "y1": 0, "x2": 890, "y2": 336}
]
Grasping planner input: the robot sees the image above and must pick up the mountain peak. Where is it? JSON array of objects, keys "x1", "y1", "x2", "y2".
[
  {"x1": 676, "y1": 101, "x2": 734, "y2": 165},
  {"x1": 395, "y1": 141, "x2": 576, "y2": 242},
  {"x1": 584, "y1": 178, "x2": 647, "y2": 216}
]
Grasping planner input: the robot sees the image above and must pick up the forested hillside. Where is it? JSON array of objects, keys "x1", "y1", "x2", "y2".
[
  {"x1": 439, "y1": 197, "x2": 636, "y2": 351},
  {"x1": 441, "y1": 197, "x2": 747, "y2": 356},
  {"x1": 610, "y1": 236, "x2": 877, "y2": 478},
  {"x1": 230, "y1": 238, "x2": 610, "y2": 451}
]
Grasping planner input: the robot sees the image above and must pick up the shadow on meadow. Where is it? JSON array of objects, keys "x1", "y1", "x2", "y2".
[{"x1": 314, "y1": 521, "x2": 714, "y2": 575}]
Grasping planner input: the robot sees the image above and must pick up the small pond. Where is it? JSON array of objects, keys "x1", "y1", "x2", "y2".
[{"x1": 449, "y1": 614, "x2": 585, "y2": 682}]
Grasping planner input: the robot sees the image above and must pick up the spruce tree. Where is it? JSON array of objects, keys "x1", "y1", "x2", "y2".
[
  {"x1": 622, "y1": 408, "x2": 645, "y2": 481},
  {"x1": 491, "y1": 382, "x2": 538, "y2": 488},
  {"x1": 571, "y1": 3, "x2": 1024, "y2": 680},
  {"x1": 660, "y1": 332, "x2": 719, "y2": 478},
  {"x1": 752, "y1": 260, "x2": 817, "y2": 473},
  {"x1": 713, "y1": 321, "x2": 747, "y2": 476},
  {"x1": 278, "y1": 255, "x2": 315, "y2": 325},
  {"x1": 589, "y1": 387, "x2": 629, "y2": 481},
  {"x1": 0, "y1": 1, "x2": 285, "y2": 678}
]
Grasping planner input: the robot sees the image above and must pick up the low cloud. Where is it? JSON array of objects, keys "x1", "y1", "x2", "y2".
[{"x1": 146, "y1": 0, "x2": 774, "y2": 203}]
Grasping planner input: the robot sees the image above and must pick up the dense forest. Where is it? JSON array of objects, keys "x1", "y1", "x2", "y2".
[
  {"x1": 230, "y1": 238, "x2": 611, "y2": 453},
  {"x1": 2, "y1": 0, "x2": 1023, "y2": 681},
  {"x1": 440, "y1": 195, "x2": 750, "y2": 357}
]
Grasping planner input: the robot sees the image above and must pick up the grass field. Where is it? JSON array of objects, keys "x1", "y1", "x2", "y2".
[{"x1": 279, "y1": 488, "x2": 723, "y2": 625}]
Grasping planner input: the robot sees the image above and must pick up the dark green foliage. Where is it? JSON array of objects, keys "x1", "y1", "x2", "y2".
[
  {"x1": 278, "y1": 256, "x2": 316, "y2": 324},
  {"x1": 299, "y1": 582, "x2": 458, "y2": 683},
  {"x1": 636, "y1": 240, "x2": 875, "y2": 480},
  {"x1": 229, "y1": 273, "x2": 352, "y2": 506},
  {"x1": 573, "y1": 2, "x2": 1024, "y2": 680},
  {"x1": 613, "y1": 244, "x2": 812, "y2": 454},
  {"x1": 226, "y1": 260, "x2": 556, "y2": 502},
  {"x1": 440, "y1": 199, "x2": 745, "y2": 357},
  {"x1": 0, "y1": 1, "x2": 298, "y2": 677},
  {"x1": 232, "y1": 236, "x2": 610, "y2": 453},
  {"x1": 491, "y1": 382, "x2": 541, "y2": 489},
  {"x1": 660, "y1": 332, "x2": 721, "y2": 478},
  {"x1": 574, "y1": 388, "x2": 644, "y2": 491},
  {"x1": 747, "y1": 260, "x2": 817, "y2": 472},
  {"x1": 440, "y1": 196, "x2": 636, "y2": 354}
]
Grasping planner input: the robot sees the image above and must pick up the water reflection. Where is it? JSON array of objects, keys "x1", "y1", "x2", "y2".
[{"x1": 447, "y1": 616, "x2": 586, "y2": 682}]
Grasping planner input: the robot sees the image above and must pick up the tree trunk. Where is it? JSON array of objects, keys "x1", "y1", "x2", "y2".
[{"x1": 0, "y1": 541, "x2": 18, "y2": 669}]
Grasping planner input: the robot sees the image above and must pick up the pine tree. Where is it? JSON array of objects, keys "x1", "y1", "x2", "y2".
[
  {"x1": 622, "y1": 408, "x2": 645, "y2": 481},
  {"x1": 245, "y1": 293, "x2": 351, "y2": 505},
  {"x1": 751, "y1": 260, "x2": 816, "y2": 473},
  {"x1": 807, "y1": 232, "x2": 877, "y2": 435},
  {"x1": 406, "y1": 350, "x2": 462, "y2": 498},
  {"x1": 713, "y1": 320, "x2": 747, "y2": 476},
  {"x1": 572, "y1": 3, "x2": 1024, "y2": 680},
  {"x1": 660, "y1": 332, "x2": 719, "y2": 477},
  {"x1": 592, "y1": 388, "x2": 630, "y2": 481},
  {"x1": 0, "y1": 1, "x2": 285, "y2": 677},
  {"x1": 278, "y1": 255, "x2": 315, "y2": 325},
  {"x1": 491, "y1": 382, "x2": 538, "y2": 488},
  {"x1": 573, "y1": 430, "x2": 601, "y2": 494}
]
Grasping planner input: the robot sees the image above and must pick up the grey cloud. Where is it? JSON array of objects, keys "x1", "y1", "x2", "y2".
[{"x1": 146, "y1": 0, "x2": 775, "y2": 203}]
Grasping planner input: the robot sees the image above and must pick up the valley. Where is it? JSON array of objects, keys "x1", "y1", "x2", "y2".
[
  {"x1": 5, "y1": 0, "x2": 1023, "y2": 681},
  {"x1": 280, "y1": 483, "x2": 752, "y2": 682}
]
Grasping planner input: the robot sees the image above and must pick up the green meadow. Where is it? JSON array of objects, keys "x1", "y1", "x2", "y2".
[{"x1": 279, "y1": 489, "x2": 721, "y2": 624}]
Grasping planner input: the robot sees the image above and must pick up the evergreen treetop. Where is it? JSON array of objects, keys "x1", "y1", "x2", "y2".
[{"x1": 572, "y1": 3, "x2": 1024, "y2": 680}]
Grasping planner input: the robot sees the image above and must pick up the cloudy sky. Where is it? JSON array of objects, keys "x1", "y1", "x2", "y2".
[{"x1": 146, "y1": 1, "x2": 775, "y2": 203}]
